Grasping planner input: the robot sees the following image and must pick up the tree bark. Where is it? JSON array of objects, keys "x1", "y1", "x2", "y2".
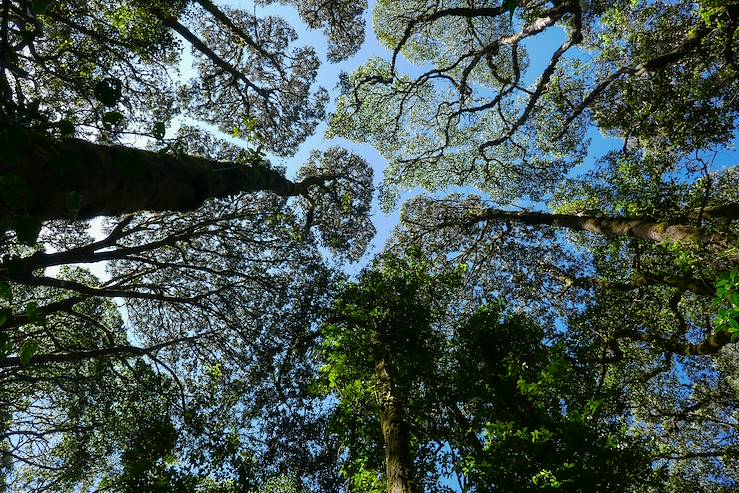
[
  {"x1": 687, "y1": 203, "x2": 739, "y2": 221},
  {"x1": 469, "y1": 207, "x2": 735, "y2": 249},
  {"x1": 0, "y1": 128, "x2": 316, "y2": 220},
  {"x1": 614, "y1": 328, "x2": 732, "y2": 356},
  {"x1": 371, "y1": 329, "x2": 417, "y2": 493},
  {"x1": 0, "y1": 334, "x2": 205, "y2": 368},
  {"x1": 551, "y1": 268, "x2": 717, "y2": 297}
]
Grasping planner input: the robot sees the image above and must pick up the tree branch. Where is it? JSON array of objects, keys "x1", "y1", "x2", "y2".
[
  {"x1": 0, "y1": 129, "x2": 328, "y2": 220},
  {"x1": 1, "y1": 333, "x2": 210, "y2": 368}
]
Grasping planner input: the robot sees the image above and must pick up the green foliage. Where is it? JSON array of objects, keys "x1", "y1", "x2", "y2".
[
  {"x1": 18, "y1": 339, "x2": 39, "y2": 365},
  {"x1": 714, "y1": 270, "x2": 739, "y2": 342},
  {"x1": 25, "y1": 301, "x2": 45, "y2": 326},
  {"x1": 102, "y1": 111, "x2": 125, "y2": 130},
  {"x1": 297, "y1": 147, "x2": 375, "y2": 261},
  {"x1": 256, "y1": 0, "x2": 366, "y2": 62},
  {"x1": 317, "y1": 253, "x2": 657, "y2": 491},
  {"x1": 316, "y1": 251, "x2": 462, "y2": 488},
  {"x1": 346, "y1": 466, "x2": 384, "y2": 493},
  {"x1": 0, "y1": 1, "x2": 737, "y2": 491},
  {"x1": 450, "y1": 305, "x2": 657, "y2": 492}
]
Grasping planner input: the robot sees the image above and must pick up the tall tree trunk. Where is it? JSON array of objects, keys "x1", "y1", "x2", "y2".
[
  {"x1": 0, "y1": 128, "x2": 319, "y2": 220},
  {"x1": 469, "y1": 207, "x2": 735, "y2": 249},
  {"x1": 371, "y1": 329, "x2": 416, "y2": 493}
]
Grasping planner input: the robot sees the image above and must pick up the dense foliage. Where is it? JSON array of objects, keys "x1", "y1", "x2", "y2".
[{"x1": 0, "y1": 0, "x2": 737, "y2": 492}]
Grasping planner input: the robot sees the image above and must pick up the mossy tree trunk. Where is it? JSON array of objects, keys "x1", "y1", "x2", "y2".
[
  {"x1": 468, "y1": 208, "x2": 735, "y2": 249},
  {"x1": 371, "y1": 327, "x2": 417, "y2": 493},
  {"x1": 0, "y1": 128, "x2": 321, "y2": 220}
]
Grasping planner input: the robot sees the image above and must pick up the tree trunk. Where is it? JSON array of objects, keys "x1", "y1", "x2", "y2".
[
  {"x1": 371, "y1": 330, "x2": 416, "y2": 493},
  {"x1": 0, "y1": 128, "x2": 315, "y2": 220},
  {"x1": 549, "y1": 268, "x2": 717, "y2": 297},
  {"x1": 471, "y1": 208, "x2": 735, "y2": 249},
  {"x1": 687, "y1": 203, "x2": 739, "y2": 221}
]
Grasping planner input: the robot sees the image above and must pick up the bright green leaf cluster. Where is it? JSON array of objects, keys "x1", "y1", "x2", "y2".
[{"x1": 714, "y1": 270, "x2": 739, "y2": 342}]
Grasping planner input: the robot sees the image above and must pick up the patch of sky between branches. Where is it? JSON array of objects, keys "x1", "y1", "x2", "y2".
[{"x1": 521, "y1": 25, "x2": 624, "y2": 180}]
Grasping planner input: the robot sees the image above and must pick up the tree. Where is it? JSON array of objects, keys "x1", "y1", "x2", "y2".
[
  {"x1": 0, "y1": 0, "x2": 374, "y2": 230},
  {"x1": 1, "y1": 0, "x2": 329, "y2": 153},
  {"x1": 255, "y1": 0, "x2": 367, "y2": 63},
  {"x1": 0, "y1": 1, "x2": 373, "y2": 489},
  {"x1": 0, "y1": 224, "x2": 349, "y2": 491},
  {"x1": 394, "y1": 149, "x2": 738, "y2": 348},
  {"x1": 0, "y1": 270, "x2": 186, "y2": 491},
  {"x1": 390, "y1": 160, "x2": 739, "y2": 486},
  {"x1": 316, "y1": 252, "x2": 664, "y2": 493},
  {"x1": 2, "y1": 0, "x2": 738, "y2": 490},
  {"x1": 329, "y1": 0, "x2": 738, "y2": 208},
  {"x1": 323, "y1": 4, "x2": 739, "y2": 483}
]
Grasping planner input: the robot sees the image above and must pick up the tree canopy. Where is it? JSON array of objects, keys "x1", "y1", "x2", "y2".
[{"x1": 0, "y1": 0, "x2": 737, "y2": 492}]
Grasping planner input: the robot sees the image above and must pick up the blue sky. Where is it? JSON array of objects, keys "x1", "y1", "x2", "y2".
[
  {"x1": 58, "y1": 2, "x2": 737, "y2": 489},
  {"x1": 202, "y1": 1, "x2": 738, "y2": 272},
  {"x1": 179, "y1": 4, "x2": 738, "y2": 489},
  {"x1": 233, "y1": 0, "x2": 628, "y2": 266},
  {"x1": 89, "y1": 0, "x2": 739, "y2": 279}
]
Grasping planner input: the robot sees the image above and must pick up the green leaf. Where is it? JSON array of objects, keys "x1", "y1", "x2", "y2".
[
  {"x1": 94, "y1": 77, "x2": 123, "y2": 107},
  {"x1": 0, "y1": 308, "x2": 9, "y2": 327},
  {"x1": 341, "y1": 193, "x2": 353, "y2": 214},
  {"x1": 19, "y1": 339, "x2": 39, "y2": 366},
  {"x1": 14, "y1": 215, "x2": 42, "y2": 245},
  {"x1": 26, "y1": 302, "x2": 45, "y2": 326},
  {"x1": 153, "y1": 121, "x2": 166, "y2": 140},
  {"x1": 502, "y1": 0, "x2": 517, "y2": 20},
  {"x1": 0, "y1": 174, "x2": 36, "y2": 210},
  {"x1": 66, "y1": 191, "x2": 81, "y2": 219},
  {"x1": 102, "y1": 111, "x2": 125, "y2": 130},
  {"x1": 0, "y1": 281, "x2": 11, "y2": 302},
  {"x1": 732, "y1": 331, "x2": 739, "y2": 343},
  {"x1": 244, "y1": 117, "x2": 258, "y2": 132},
  {"x1": 58, "y1": 119, "x2": 75, "y2": 137}
]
